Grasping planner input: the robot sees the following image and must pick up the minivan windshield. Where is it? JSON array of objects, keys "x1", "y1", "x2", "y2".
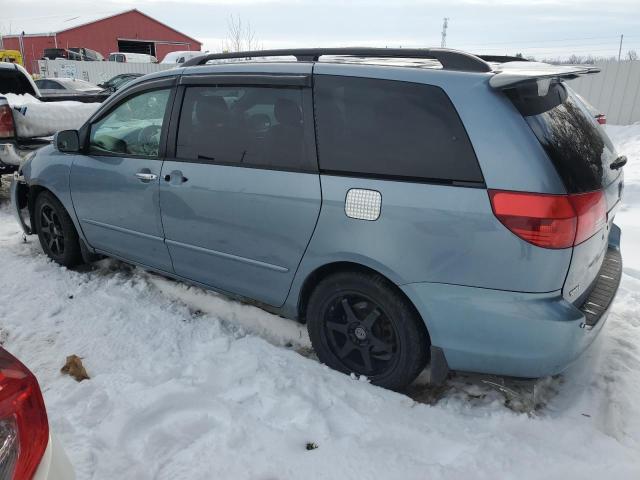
[{"x1": 506, "y1": 82, "x2": 618, "y2": 193}]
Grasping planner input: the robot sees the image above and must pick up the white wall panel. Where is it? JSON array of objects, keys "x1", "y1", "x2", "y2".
[
  {"x1": 569, "y1": 60, "x2": 640, "y2": 125},
  {"x1": 36, "y1": 59, "x2": 175, "y2": 85}
]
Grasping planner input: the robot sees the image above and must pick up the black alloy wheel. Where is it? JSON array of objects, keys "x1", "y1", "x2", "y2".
[
  {"x1": 307, "y1": 271, "x2": 429, "y2": 391},
  {"x1": 39, "y1": 204, "x2": 65, "y2": 256},
  {"x1": 34, "y1": 191, "x2": 83, "y2": 267},
  {"x1": 323, "y1": 293, "x2": 398, "y2": 377}
]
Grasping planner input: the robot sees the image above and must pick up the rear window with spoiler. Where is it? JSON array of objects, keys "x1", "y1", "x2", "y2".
[{"x1": 505, "y1": 82, "x2": 618, "y2": 193}]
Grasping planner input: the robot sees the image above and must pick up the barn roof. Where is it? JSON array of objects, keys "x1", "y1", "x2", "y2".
[{"x1": 1, "y1": 9, "x2": 201, "y2": 45}]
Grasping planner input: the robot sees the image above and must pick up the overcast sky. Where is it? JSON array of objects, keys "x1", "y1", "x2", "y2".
[{"x1": 2, "y1": 0, "x2": 640, "y2": 60}]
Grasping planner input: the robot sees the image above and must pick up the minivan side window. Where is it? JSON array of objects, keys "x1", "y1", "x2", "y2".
[
  {"x1": 89, "y1": 88, "x2": 170, "y2": 157},
  {"x1": 176, "y1": 86, "x2": 310, "y2": 171},
  {"x1": 314, "y1": 75, "x2": 483, "y2": 183}
]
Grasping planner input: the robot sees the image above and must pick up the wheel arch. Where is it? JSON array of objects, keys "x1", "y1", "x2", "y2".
[
  {"x1": 296, "y1": 261, "x2": 430, "y2": 340},
  {"x1": 27, "y1": 184, "x2": 51, "y2": 233},
  {"x1": 26, "y1": 184, "x2": 89, "y2": 253}
]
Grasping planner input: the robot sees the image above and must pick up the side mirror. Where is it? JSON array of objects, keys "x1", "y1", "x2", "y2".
[{"x1": 55, "y1": 130, "x2": 80, "y2": 153}]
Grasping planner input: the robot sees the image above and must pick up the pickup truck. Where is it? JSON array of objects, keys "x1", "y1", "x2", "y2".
[{"x1": 0, "y1": 62, "x2": 105, "y2": 176}]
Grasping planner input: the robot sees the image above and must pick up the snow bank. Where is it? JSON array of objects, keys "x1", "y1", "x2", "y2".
[
  {"x1": 608, "y1": 125, "x2": 640, "y2": 270},
  {"x1": 3, "y1": 93, "x2": 100, "y2": 138},
  {"x1": 0, "y1": 126, "x2": 638, "y2": 479}
]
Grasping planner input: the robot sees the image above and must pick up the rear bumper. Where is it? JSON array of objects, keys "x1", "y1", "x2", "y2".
[
  {"x1": 0, "y1": 140, "x2": 46, "y2": 168},
  {"x1": 33, "y1": 434, "x2": 75, "y2": 480},
  {"x1": 0, "y1": 142, "x2": 22, "y2": 171},
  {"x1": 577, "y1": 242, "x2": 622, "y2": 329},
  {"x1": 401, "y1": 225, "x2": 622, "y2": 378}
]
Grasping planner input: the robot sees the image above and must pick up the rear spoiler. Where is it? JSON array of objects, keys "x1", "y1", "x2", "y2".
[
  {"x1": 489, "y1": 61, "x2": 600, "y2": 89},
  {"x1": 476, "y1": 55, "x2": 530, "y2": 64}
]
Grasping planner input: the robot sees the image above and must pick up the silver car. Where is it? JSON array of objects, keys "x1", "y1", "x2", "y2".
[{"x1": 34, "y1": 78, "x2": 102, "y2": 97}]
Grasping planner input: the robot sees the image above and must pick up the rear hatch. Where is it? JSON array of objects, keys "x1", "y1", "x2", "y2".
[{"x1": 505, "y1": 80, "x2": 624, "y2": 303}]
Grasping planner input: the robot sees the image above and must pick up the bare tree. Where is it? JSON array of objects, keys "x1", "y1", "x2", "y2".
[
  {"x1": 627, "y1": 50, "x2": 638, "y2": 61},
  {"x1": 567, "y1": 54, "x2": 586, "y2": 64},
  {"x1": 222, "y1": 15, "x2": 258, "y2": 53},
  {"x1": 538, "y1": 54, "x2": 617, "y2": 65}
]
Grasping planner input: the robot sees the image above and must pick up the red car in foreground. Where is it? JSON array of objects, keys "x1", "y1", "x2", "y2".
[{"x1": 0, "y1": 348, "x2": 74, "y2": 480}]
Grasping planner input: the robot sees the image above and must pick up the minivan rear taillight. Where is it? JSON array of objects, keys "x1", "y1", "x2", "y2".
[
  {"x1": 489, "y1": 190, "x2": 606, "y2": 249},
  {"x1": 595, "y1": 114, "x2": 607, "y2": 125},
  {"x1": 0, "y1": 104, "x2": 15, "y2": 139},
  {"x1": 0, "y1": 348, "x2": 49, "y2": 480}
]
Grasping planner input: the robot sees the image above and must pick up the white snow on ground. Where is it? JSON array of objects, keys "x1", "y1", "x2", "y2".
[{"x1": 0, "y1": 126, "x2": 640, "y2": 479}]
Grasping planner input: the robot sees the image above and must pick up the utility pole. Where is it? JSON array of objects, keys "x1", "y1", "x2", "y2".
[
  {"x1": 18, "y1": 31, "x2": 25, "y2": 62},
  {"x1": 441, "y1": 17, "x2": 449, "y2": 48},
  {"x1": 618, "y1": 34, "x2": 624, "y2": 61}
]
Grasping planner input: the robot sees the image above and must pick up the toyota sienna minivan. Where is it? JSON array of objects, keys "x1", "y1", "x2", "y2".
[{"x1": 12, "y1": 48, "x2": 624, "y2": 390}]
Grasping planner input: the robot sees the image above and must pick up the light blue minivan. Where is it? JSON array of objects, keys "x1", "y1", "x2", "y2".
[{"x1": 12, "y1": 49, "x2": 625, "y2": 390}]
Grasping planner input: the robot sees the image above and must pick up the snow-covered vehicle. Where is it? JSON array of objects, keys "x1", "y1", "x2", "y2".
[
  {"x1": 0, "y1": 347, "x2": 75, "y2": 480},
  {"x1": 34, "y1": 78, "x2": 105, "y2": 98},
  {"x1": 161, "y1": 50, "x2": 203, "y2": 64},
  {"x1": 0, "y1": 62, "x2": 102, "y2": 176}
]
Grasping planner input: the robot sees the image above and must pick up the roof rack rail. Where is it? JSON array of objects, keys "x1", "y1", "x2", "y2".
[{"x1": 181, "y1": 48, "x2": 492, "y2": 73}]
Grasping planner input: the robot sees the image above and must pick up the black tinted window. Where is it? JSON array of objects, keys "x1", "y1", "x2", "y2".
[
  {"x1": 38, "y1": 80, "x2": 64, "y2": 90},
  {"x1": 0, "y1": 69, "x2": 36, "y2": 96},
  {"x1": 176, "y1": 86, "x2": 311, "y2": 171},
  {"x1": 507, "y1": 83, "x2": 617, "y2": 193},
  {"x1": 47, "y1": 80, "x2": 64, "y2": 90},
  {"x1": 314, "y1": 75, "x2": 482, "y2": 183}
]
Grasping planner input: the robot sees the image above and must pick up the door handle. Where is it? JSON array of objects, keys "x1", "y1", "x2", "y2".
[{"x1": 135, "y1": 172, "x2": 158, "y2": 181}]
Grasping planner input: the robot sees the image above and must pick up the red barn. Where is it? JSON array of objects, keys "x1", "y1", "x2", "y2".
[{"x1": 1, "y1": 9, "x2": 202, "y2": 73}]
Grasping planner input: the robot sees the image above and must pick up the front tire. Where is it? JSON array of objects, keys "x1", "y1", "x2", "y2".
[
  {"x1": 34, "y1": 191, "x2": 83, "y2": 267},
  {"x1": 307, "y1": 271, "x2": 429, "y2": 391}
]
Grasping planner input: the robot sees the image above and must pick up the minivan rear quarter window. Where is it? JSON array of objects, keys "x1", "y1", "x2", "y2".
[
  {"x1": 313, "y1": 75, "x2": 483, "y2": 184},
  {"x1": 506, "y1": 82, "x2": 618, "y2": 193}
]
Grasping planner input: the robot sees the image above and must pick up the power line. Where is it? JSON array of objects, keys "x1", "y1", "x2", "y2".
[
  {"x1": 463, "y1": 39, "x2": 626, "y2": 50},
  {"x1": 460, "y1": 34, "x2": 639, "y2": 47},
  {"x1": 457, "y1": 40, "x2": 637, "y2": 53}
]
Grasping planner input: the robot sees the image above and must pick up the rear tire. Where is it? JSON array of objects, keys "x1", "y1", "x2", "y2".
[
  {"x1": 306, "y1": 271, "x2": 429, "y2": 391},
  {"x1": 34, "y1": 191, "x2": 83, "y2": 267}
]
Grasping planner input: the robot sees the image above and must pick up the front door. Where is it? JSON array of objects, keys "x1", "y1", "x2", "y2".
[
  {"x1": 70, "y1": 83, "x2": 175, "y2": 272},
  {"x1": 159, "y1": 80, "x2": 321, "y2": 306}
]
